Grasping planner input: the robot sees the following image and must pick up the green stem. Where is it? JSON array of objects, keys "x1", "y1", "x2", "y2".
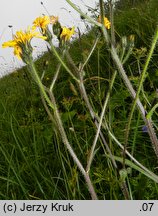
[
  {"x1": 131, "y1": 112, "x2": 141, "y2": 156},
  {"x1": 80, "y1": 36, "x2": 100, "y2": 71},
  {"x1": 66, "y1": 51, "x2": 117, "y2": 170},
  {"x1": 50, "y1": 63, "x2": 62, "y2": 92},
  {"x1": 28, "y1": 58, "x2": 98, "y2": 199},
  {"x1": 49, "y1": 41, "x2": 80, "y2": 83},
  {"x1": 86, "y1": 70, "x2": 117, "y2": 172},
  {"x1": 110, "y1": 42, "x2": 158, "y2": 158},
  {"x1": 105, "y1": 124, "x2": 158, "y2": 183},
  {"x1": 106, "y1": 154, "x2": 158, "y2": 183},
  {"x1": 28, "y1": 59, "x2": 55, "y2": 111},
  {"x1": 124, "y1": 26, "x2": 158, "y2": 158},
  {"x1": 147, "y1": 103, "x2": 158, "y2": 119},
  {"x1": 48, "y1": 90, "x2": 98, "y2": 200},
  {"x1": 109, "y1": 0, "x2": 116, "y2": 46},
  {"x1": 99, "y1": 0, "x2": 105, "y2": 23},
  {"x1": 66, "y1": 0, "x2": 101, "y2": 27}
]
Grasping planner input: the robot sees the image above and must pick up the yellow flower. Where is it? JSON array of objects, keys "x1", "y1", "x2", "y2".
[
  {"x1": 2, "y1": 39, "x2": 22, "y2": 59},
  {"x1": 60, "y1": 27, "x2": 75, "y2": 42},
  {"x1": 2, "y1": 28, "x2": 47, "y2": 60},
  {"x1": 98, "y1": 16, "x2": 111, "y2": 29},
  {"x1": 15, "y1": 28, "x2": 46, "y2": 44},
  {"x1": 33, "y1": 16, "x2": 50, "y2": 33},
  {"x1": 50, "y1": 16, "x2": 58, "y2": 25}
]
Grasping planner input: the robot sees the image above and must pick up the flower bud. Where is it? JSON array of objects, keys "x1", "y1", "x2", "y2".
[{"x1": 53, "y1": 21, "x2": 62, "y2": 39}]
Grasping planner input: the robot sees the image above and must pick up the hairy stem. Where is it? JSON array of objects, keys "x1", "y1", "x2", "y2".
[
  {"x1": 48, "y1": 90, "x2": 98, "y2": 200},
  {"x1": 28, "y1": 58, "x2": 97, "y2": 200},
  {"x1": 124, "y1": 27, "x2": 158, "y2": 165},
  {"x1": 49, "y1": 41, "x2": 79, "y2": 83},
  {"x1": 66, "y1": 0, "x2": 158, "y2": 159},
  {"x1": 66, "y1": 52, "x2": 117, "y2": 169},
  {"x1": 28, "y1": 59, "x2": 55, "y2": 111}
]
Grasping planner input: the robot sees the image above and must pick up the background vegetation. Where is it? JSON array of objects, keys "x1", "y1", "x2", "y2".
[{"x1": 0, "y1": 0, "x2": 158, "y2": 199}]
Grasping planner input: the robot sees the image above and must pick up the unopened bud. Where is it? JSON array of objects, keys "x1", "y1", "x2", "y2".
[{"x1": 53, "y1": 21, "x2": 62, "y2": 39}]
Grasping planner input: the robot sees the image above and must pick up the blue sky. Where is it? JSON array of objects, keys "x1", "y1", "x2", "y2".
[{"x1": 0, "y1": 0, "x2": 97, "y2": 77}]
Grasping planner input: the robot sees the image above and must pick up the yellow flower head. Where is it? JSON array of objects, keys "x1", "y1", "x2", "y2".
[
  {"x1": 98, "y1": 16, "x2": 111, "y2": 29},
  {"x1": 2, "y1": 28, "x2": 47, "y2": 60},
  {"x1": 15, "y1": 28, "x2": 46, "y2": 44},
  {"x1": 33, "y1": 16, "x2": 50, "y2": 33},
  {"x1": 60, "y1": 26, "x2": 75, "y2": 42}
]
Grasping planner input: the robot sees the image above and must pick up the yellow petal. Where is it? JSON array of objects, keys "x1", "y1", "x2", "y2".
[
  {"x1": 33, "y1": 16, "x2": 50, "y2": 30},
  {"x1": 2, "y1": 40, "x2": 17, "y2": 48},
  {"x1": 60, "y1": 26, "x2": 75, "y2": 41},
  {"x1": 14, "y1": 46, "x2": 22, "y2": 59},
  {"x1": 98, "y1": 16, "x2": 111, "y2": 29}
]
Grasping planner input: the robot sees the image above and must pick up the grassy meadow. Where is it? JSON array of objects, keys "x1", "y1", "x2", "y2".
[{"x1": 0, "y1": 0, "x2": 158, "y2": 199}]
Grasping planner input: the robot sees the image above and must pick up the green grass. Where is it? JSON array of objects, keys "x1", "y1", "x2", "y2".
[{"x1": 0, "y1": 0, "x2": 158, "y2": 199}]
